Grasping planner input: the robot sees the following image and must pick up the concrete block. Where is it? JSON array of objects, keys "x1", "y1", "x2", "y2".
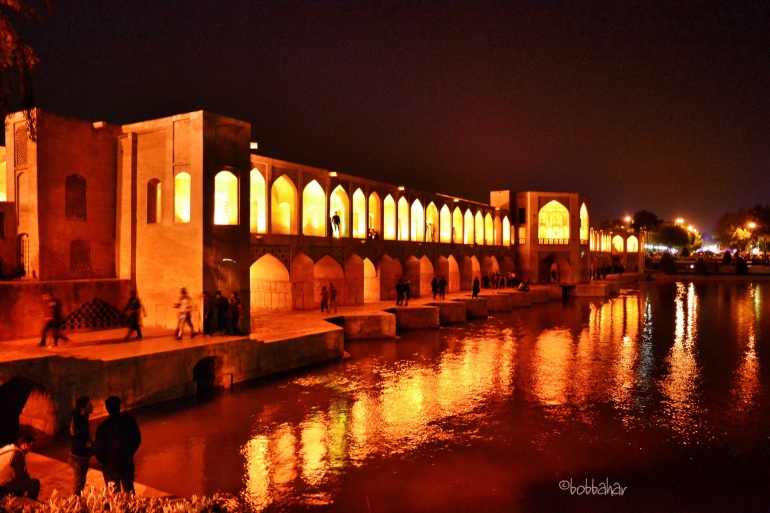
[
  {"x1": 326, "y1": 313, "x2": 396, "y2": 339},
  {"x1": 385, "y1": 306, "x2": 440, "y2": 330},
  {"x1": 427, "y1": 301, "x2": 466, "y2": 324},
  {"x1": 503, "y1": 291, "x2": 533, "y2": 308},
  {"x1": 453, "y1": 298, "x2": 488, "y2": 318},
  {"x1": 530, "y1": 285, "x2": 563, "y2": 300},
  {"x1": 479, "y1": 293, "x2": 512, "y2": 312}
]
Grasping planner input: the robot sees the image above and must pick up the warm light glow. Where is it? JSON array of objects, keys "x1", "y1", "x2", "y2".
[
  {"x1": 625, "y1": 215, "x2": 631, "y2": 223},
  {"x1": 475, "y1": 211, "x2": 484, "y2": 245},
  {"x1": 676, "y1": 218, "x2": 684, "y2": 224},
  {"x1": 464, "y1": 209, "x2": 474, "y2": 244},
  {"x1": 502, "y1": 217, "x2": 510, "y2": 246},
  {"x1": 426, "y1": 202, "x2": 439, "y2": 242},
  {"x1": 627, "y1": 235, "x2": 639, "y2": 252},
  {"x1": 302, "y1": 180, "x2": 326, "y2": 236},
  {"x1": 452, "y1": 207, "x2": 463, "y2": 243},
  {"x1": 484, "y1": 213, "x2": 494, "y2": 245},
  {"x1": 687, "y1": 225, "x2": 693, "y2": 232},
  {"x1": 352, "y1": 189, "x2": 366, "y2": 238},
  {"x1": 214, "y1": 171, "x2": 238, "y2": 225},
  {"x1": 439, "y1": 204, "x2": 451, "y2": 243},
  {"x1": 749, "y1": 222, "x2": 757, "y2": 229},
  {"x1": 0, "y1": 161, "x2": 6, "y2": 201},
  {"x1": 330, "y1": 185, "x2": 349, "y2": 238},
  {"x1": 174, "y1": 172, "x2": 191, "y2": 223},
  {"x1": 383, "y1": 194, "x2": 396, "y2": 240},
  {"x1": 250, "y1": 169, "x2": 266, "y2": 233},
  {"x1": 494, "y1": 215, "x2": 502, "y2": 245},
  {"x1": 271, "y1": 175, "x2": 297, "y2": 234},
  {"x1": 580, "y1": 204, "x2": 589, "y2": 241},
  {"x1": 398, "y1": 197, "x2": 409, "y2": 240},
  {"x1": 538, "y1": 200, "x2": 570, "y2": 240},
  {"x1": 368, "y1": 192, "x2": 381, "y2": 235},
  {"x1": 612, "y1": 235, "x2": 624, "y2": 252},
  {"x1": 410, "y1": 199, "x2": 424, "y2": 241}
]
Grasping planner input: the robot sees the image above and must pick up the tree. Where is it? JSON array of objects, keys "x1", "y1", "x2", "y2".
[
  {"x1": 598, "y1": 218, "x2": 626, "y2": 231},
  {"x1": 631, "y1": 210, "x2": 662, "y2": 232},
  {"x1": 652, "y1": 224, "x2": 689, "y2": 250},
  {"x1": 714, "y1": 205, "x2": 770, "y2": 251},
  {"x1": 0, "y1": 0, "x2": 52, "y2": 133}
]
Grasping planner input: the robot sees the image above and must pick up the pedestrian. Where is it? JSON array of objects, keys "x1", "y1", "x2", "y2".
[
  {"x1": 121, "y1": 291, "x2": 143, "y2": 341},
  {"x1": 331, "y1": 211, "x2": 341, "y2": 237},
  {"x1": 69, "y1": 396, "x2": 93, "y2": 496},
  {"x1": 482, "y1": 274, "x2": 489, "y2": 289},
  {"x1": 215, "y1": 291, "x2": 230, "y2": 334},
  {"x1": 329, "y1": 283, "x2": 338, "y2": 313},
  {"x1": 395, "y1": 279, "x2": 403, "y2": 306},
  {"x1": 174, "y1": 288, "x2": 196, "y2": 340},
  {"x1": 202, "y1": 291, "x2": 213, "y2": 336},
  {"x1": 39, "y1": 293, "x2": 68, "y2": 348},
  {"x1": 94, "y1": 396, "x2": 141, "y2": 494},
  {"x1": 230, "y1": 292, "x2": 242, "y2": 335},
  {"x1": 0, "y1": 433, "x2": 40, "y2": 500},
  {"x1": 403, "y1": 277, "x2": 411, "y2": 306},
  {"x1": 472, "y1": 277, "x2": 480, "y2": 299},
  {"x1": 438, "y1": 276, "x2": 447, "y2": 299},
  {"x1": 320, "y1": 286, "x2": 329, "y2": 313},
  {"x1": 550, "y1": 268, "x2": 557, "y2": 283},
  {"x1": 431, "y1": 277, "x2": 439, "y2": 299}
]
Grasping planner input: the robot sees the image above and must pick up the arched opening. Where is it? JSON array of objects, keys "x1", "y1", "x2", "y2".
[
  {"x1": 193, "y1": 357, "x2": 224, "y2": 393},
  {"x1": 459, "y1": 255, "x2": 477, "y2": 290},
  {"x1": 471, "y1": 256, "x2": 481, "y2": 286},
  {"x1": 612, "y1": 235, "x2": 625, "y2": 252},
  {"x1": 250, "y1": 254, "x2": 291, "y2": 311},
  {"x1": 405, "y1": 256, "x2": 433, "y2": 298},
  {"x1": 330, "y1": 185, "x2": 350, "y2": 238},
  {"x1": 302, "y1": 180, "x2": 326, "y2": 236},
  {"x1": 426, "y1": 202, "x2": 439, "y2": 243},
  {"x1": 368, "y1": 192, "x2": 381, "y2": 238},
  {"x1": 377, "y1": 254, "x2": 403, "y2": 300},
  {"x1": 502, "y1": 217, "x2": 511, "y2": 246},
  {"x1": 484, "y1": 213, "x2": 494, "y2": 245},
  {"x1": 538, "y1": 254, "x2": 571, "y2": 284},
  {"x1": 580, "y1": 203, "x2": 589, "y2": 243},
  {"x1": 411, "y1": 199, "x2": 425, "y2": 242},
  {"x1": 398, "y1": 197, "x2": 409, "y2": 241},
  {"x1": 439, "y1": 205, "x2": 451, "y2": 243},
  {"x1": 482, "y1": 256, "x2": 499, "y2": 279},
  {"x1": 214, "y1": 171, "x2": 238, "y2": 225},
  {"x1": 538, "y1": 200, "x2": 570, "y2": 243},
  {"x1": 314, "y1": 255, "x2": 345, "y2": 306},
  {"x1": 271, "y1": 175, "x2": 297, "y2": 234},
  {"x1": 0, "y1": 378, "x2": 50, "y2": 441},
  {"x1": 452, "y1": 207, "x2": 463, "y2": 244},
  {"x1": 494, "y1": 215, "x2": 502, "y2": 245},
  {"x1": 147, "y1": 179, "x2": 161, "y2": 223},
  {"x1": 174, "y1": 172, "x2": 191, "y2": 223},
  {"x1": 352, "y1": 189, "x2": 366, "y2": 238},
  {"x1": 345, "y1": 254, "x2": 364, "y2": 304},
  {"x1": 250, "y1": 169, "x2": 267, "y2": 233},
  {"x1": 290, "y1": 253, "x2": 314, "y2": 310},
  {"x1": 627, "y1": 235, "x2": 639, "y2": 253},
  {"x1": 463, "y1": 209, "x2": 474, "y2": 244},
  {"x1": 475, "y1": 211, "x2": 484, "y2": 245},
  {"x1": 363, "y1": 258, "x2": 379, "y2": 302},
  {"x1": 447, "y1": 255, "x2": 460, "y2": 291},
  {"x1": 383, "y1": 194, "x2": 396, "y2": 240}
]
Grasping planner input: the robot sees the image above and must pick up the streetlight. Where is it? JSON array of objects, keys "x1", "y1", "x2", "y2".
[{"x1": 676, "y1": 218, "x2": 684, "y2": 225}]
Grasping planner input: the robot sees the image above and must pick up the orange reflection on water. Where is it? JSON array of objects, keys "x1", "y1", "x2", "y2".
[{"x1": 730, "y1": 284, "x2": 761, "y2": 418}]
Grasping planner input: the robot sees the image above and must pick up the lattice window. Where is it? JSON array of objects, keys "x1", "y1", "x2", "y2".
[
  {"x1": 20, "y1": 234, "x2": 30, "y2": 276},
  {"x1": 70, "y1": 239, "x2": 90, "y2": 271},
  {"x1": 14, "y1": 124, "x2": 28, "y2": 167},
  {"x1": 62, "y1": 298, "x2": 129, "y2": 331},
  {"x1": 65, "y1": 175, "x2": 87, "y2": 219}
]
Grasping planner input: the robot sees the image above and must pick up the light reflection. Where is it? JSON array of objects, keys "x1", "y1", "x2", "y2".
[{"x1": 729, "y1": 284, "x2": 761, "y2": 419}]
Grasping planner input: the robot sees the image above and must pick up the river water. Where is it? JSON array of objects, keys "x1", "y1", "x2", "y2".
[{"x1": 44, "y1": 281, "x2": 770, "y2": 511}]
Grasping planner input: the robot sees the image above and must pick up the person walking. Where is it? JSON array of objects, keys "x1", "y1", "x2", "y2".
[
  {"x1": 39, "y1": 293, "x2": 68, "y2": 348},
  {"x1": 472, "y1": 277, "x2": 481, "y2": 299},
  {"x1": 403, "y1": 278, "x2": 411, "y2": 306},
  {"x1": 94, "y1": 396, "x2": 141, "y2": 494},
  {"x1": 395, "y1": 279, "x2": 404, "y2": 306},
  {"x1": 230, "y1": 292, "x2": 242, "y2": 335},
  {"x1": 0, "y1": 433, "x2": 40, "y2": 500},
  {"x1": 438, "y1": 276, "x2": 447, "y2": 299},
  {"x1": 121, "y1": 291, "x2": 143, "y2": 341},
  {"x1": 329, "y1": 284, "x2": 338, "y2": 313},
  {"x1": 320, "y1": 286, "x2": 329, "y2": 313},
  {"x1": 174, "y1": 288, "x2": 196, "y2": 340},
  {"x1": 69, "y1": 396, "x2": 93, "y2": 496},
  {"x1": 431, "y1": 277, "x2": 439, "y2": 299}
]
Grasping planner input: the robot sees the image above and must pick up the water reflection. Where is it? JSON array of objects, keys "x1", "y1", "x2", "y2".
[{"x1": 730, "y1": 284, "x2": 762, "y2": 419}]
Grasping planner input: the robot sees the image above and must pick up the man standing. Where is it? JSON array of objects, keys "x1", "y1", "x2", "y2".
[
  {"x1": 438, "y1": 276, "x2": 447, "y2": 299},
  {"x1": 229, "y1": 292, "x2": 242, "y2": 335},
  {"x1": 39, "y1": 293, "x2": 68, "y2": 348},
  {"x1": 69, "y1": 396, "x2": 93, "y2": 495},
  {"x1": 215, "y1": 291, "x2": 230, "y2": 334},
  {"x1": 94, "y1": 397, "x2": 141, "y2": 494},
  {"x1": 328, "y1": 284, "x2": 338, "y2": 313},
  {"x1": 122, "y1": 291, "x2": 143, "y2": 341},
  {"x1": 0, "y1": 433, "x2": 40, "y2": 500},
  {"x1": 431, "y1": 277, "x2": 439, "y2": 299}
]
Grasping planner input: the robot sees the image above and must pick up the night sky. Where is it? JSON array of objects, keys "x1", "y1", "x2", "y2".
[{"x1": 14, "y1": 0, "x2": 770, "y2": 235}]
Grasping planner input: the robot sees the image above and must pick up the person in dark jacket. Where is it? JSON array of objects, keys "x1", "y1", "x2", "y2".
[
  {"x1": 94, "y1": 397, "x2": 141, "y2": 493},
  {"x1": 230, "y1": 292, "x2": 242, "y2": 335},
  {"x1": 472, "y1": 277, "x2": 481, "y2": 299},
  {"x1": 69, "y1": 396, "x2": 93, "y2": 495},
  {"x1": 122, "y1": 291, "x2": 143, "y2": 341},
  {"x1": 438, "y1": 276, "x2": 447, "y2": 299},
  {"x1": 215, "y1": 291, "x2": 230, "y2": 334},
  {"x1": 431, "y1": 277, "x2": 439, "y2": 299}
]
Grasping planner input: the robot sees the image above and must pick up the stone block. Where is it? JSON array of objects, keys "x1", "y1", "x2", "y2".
[
  {"x1": 479, "y1": 293, "x2": 512, "y2": 312},
  {"x1": 566, "y1": 283, "x2": 621, "y2": 297},
  {"x1": 453, "y1": 298, "x2": 488, "y2": 318},
  {"x1": 504, "y1": 291, "x2": 533, "y2": 308},
  {"x1": 427, "y1": 301, "x2": 467, "y2": 324},
  {"x1": 385, "y1": 306, "x2": 440, "y2": 330},
  {"x1": 328, "y1": 313, "x2": 397, "y2": 339}
]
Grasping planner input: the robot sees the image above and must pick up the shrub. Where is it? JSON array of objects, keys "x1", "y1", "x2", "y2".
[
  {"x1": 659, "y1": 252, "x2": 677, "y2": 274},
  {"x1": 694, "y1": 257, "x2": 709, "y2": 275},
  {"x1": 735, "y1": 256, "x2": 749, "y2": 275},
  {"x1": 681, "y1": 246, "x2": 690, "y2": 257},
  {"x1": 722, "y1": 251, "x2": 733, "y2": 265}
]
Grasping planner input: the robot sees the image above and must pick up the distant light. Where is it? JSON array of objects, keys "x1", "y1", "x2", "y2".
[
  {"x1": 329, "y1": 171, "x2": 337, "y2": 177},
  {"x1": 398, "y1": 186, "x2": 405, "y2": 191},
  {"x1": 250, "y1": 142, "x2": 259, "y2": 150},
  {"x1": 752, "y1": 247, "x2": 760, "y2": 255},
  {"x1": 749, "y1": 222, "x2": 757, "y2": 229},
  {"x1": 625, "y1": 216, "x2": 631, "y2": 223},
  {"x1": 676, "y1": 218, "x2": 684, "y2": 224},
  {"x1": 688, "y1": 225, "x2": 693, "y2": 232},
  {"x1": 222, "y1": 258, "x2": 236, "y2": 263},
  {"x1": 93, "y1": 121, "x2": 107, "y2": 129}
]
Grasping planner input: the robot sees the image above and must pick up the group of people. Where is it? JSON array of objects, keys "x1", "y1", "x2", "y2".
[
  {"x1": 395, "y1": 277, "x2": 411, "y2": 305},
  {"x1": 481, "y1": 271, "x2": 522, "y2": 290},
  {"x1": 430, "y1": 276, "x2": 448, "y2": 299},
  {"x1": 177, "y1": 288, "x2": 243, "y2": 339},
  {"x1": 0, "y1": 395, "x2": 141, "y2": 501},
  {"x1": 319, "y1": 283, "x2": 338, "y2": 313}
]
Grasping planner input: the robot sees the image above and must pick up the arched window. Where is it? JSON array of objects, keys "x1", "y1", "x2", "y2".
[
  {"x1": 214, "y1": 171, "x2": 238, "y2": 225},
  {"x1": 426, "y1": 202, "x2": 439, "y2": 243},
  {"x1": 271, "y1": 175, "x2": 297, "y2": 234},
  {"x1": 174, "y1": 172, "x2": 191, "y2": 223},
  {"x1": 579, "y1": 203, "x2": 589, "y2": 243},
  {"x1": 352, "y1": 189, "x2": 366, "y2": 238},
  {"x1": 250, "y1": 169, "x2": 267, "y2": 233},
  {"x1": 453, "y1": 207, "x2": 463, "y2": 243},
  {"x1": 410, "y1": 199, "x2": 424, "y2": 241},
  {"x1": 147, "y1": 179, "x2": 161, "y2": 223},
  {"x1": 439, "y1": 204, "x2": 451, "y2": 243},
  {"x1": 302, "y1": 180, "x2": 326, "y2": 236},
  {"x1": 398, "y1": 197, "x2": 409, "y2": 241},
  {"x1": 484, "y1": 213, "x2": 494, "y2": 245},
  {"x1": 613, "y1": 235, "x2": 625, "y2": 252},
  {"x1": 494, "y1": 215, "x2": 502, "y2": 245},
  {"x1": 0, "y1": 160, "x2": 6, "y2": 201},
  {"x1": 627, "y1": 235, "x2": 639, "y2": 252},
  {"x1": 463, "y1": 209, "x2": 474, "y2": 244},
  {"x1": 368, "y1": 192, "x2": 381, "y2": 237},
  {"x1": 383, "y1": 194, "x2": 396, "y2": 240},
  {"x1": 502, "y1": 217, "x2": 511, "y2": 246},
  {"x1": 475, "y1": 211, "x2": 484, "y2": 245},
  {"x1": 330, "y1": 185, "x2": 349, "y2": 238},
  {"x1": 65, "y1": 174, "x2": 86, "y2": 220},
  {"x1": 538, "y1": 200, "x2": 570, "y2": 244}
]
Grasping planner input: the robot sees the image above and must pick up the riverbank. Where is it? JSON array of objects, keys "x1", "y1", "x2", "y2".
[{"x1": 647, "y1": 271, "x2": 770, "y2": 281}]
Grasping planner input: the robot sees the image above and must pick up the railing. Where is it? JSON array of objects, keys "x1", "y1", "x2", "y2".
[
  {"x1": 518, "y1": 238, "x2": 527, "y2": 245},
  {"x1": 580, "y1": 239, "x2": 589, "y2": 245},
  {"x1": 539, "y1": 238, "x2": 569, "y2": 245}
]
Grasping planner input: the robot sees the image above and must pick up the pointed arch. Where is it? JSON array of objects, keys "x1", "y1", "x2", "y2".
[
  {"x1": 538, "y1": 200, "x2": 570, "y2": 242},
  {"x1": 453, "y1": 207, "x2": 463, "y2": 243},
  {"x1": 315, "y1": 255, "x2": 345, "y2": 306},
  {"x1": 447, "y1": 255, "x2": 460, "y2": 291},
  {"x1": 214, "y1": 170, "x2": 238, "y2": 225},
  {"x1": 612, "y1": 235, "x2": 625, "y2": 252},
  {"x1": 302, "y1": 180, "x2": 326, "y2": 236},
  {"x1": 580, "y1": 203, "x2": 589, "y2": 243},
  {"x1": 398, "y1": 197, "x2": 409, "y2": 241},
  {"x1": 352, "y1": 189, "x2": 366, "y2": 238},
  {"x1": 502, "y1": 216, "x2": 511, "y2": 246},
  {"x1": 377, "y1": 254, "x2": 403, "y2": 300},
  {"x1": 439, "y1": 204, "x2": 451, "y2": 243},
  {"x1": 484, "y1": 213, "x2": 494, "y2": 245},
  {"x1": 426, "y1": 202, "x2": 439, "y2": 243},
  {"x1": 250, "y1": 254, "x2": 291, "y2": 310},
  {"x1": 250, "y1": 169, "x2": 267, "y2": 233},
  {"x1": 463, "y1": 209, "x2": 474, "y2": 244},
  {"x1": 383, "y1": 194, "x2": 396, "y2": 240},
  {"x1": 270, "y1": 175, "x2": 297, "y2": 234},
  {"x1": 330, "y1": 185, "x2": 349, "y2": 238},
  {"x1": 411, "y1": 199, "x2": 425, "y2": 241},
  {"x1": 627, "y1": 235, "x2": 639, "y2": 253},
  {"x1": 368, "y1": 192, "x2": 381, "y2": 237},
  {"x1": 363, "y1": 258, "x2": 379, "y2": 302},
  {"x1": 174, "y1": 172, "x2": 190, "y2": 223},
  {"x1": 475, "y1": 211, "x2": 484, "y2": 245},
  {"x1": 290, "y1": 253, "x2": 314, "y2": 310},
  {"x1": 494, "y1": 215, "x2": 502, "y2": 245}
]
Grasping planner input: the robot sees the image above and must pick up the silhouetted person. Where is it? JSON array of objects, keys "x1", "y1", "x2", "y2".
[
  {"x1": 329, "y1": 284, "x2": 338, "y2": 313},
  {"x1": 431, "y1": 277, "x2": 439, "y2": 299},
  {"x1": 331, "y1": 212, "x2": 341, "y2": 237},
  {"x1": 122, "y1": 291, "x2": 143, "y2": 341},
  {"x1": 395, "y1": 279, "x2": 404, "y2": 306},
  {"x1": 483, "y1": 274, "x2": 489, "y2": 289},
  {"x1": 69, "y1": 396, "x2": 93, "y2": 495},
  {"x1": 518, "y1": 281, "x2": 530, "y2": 292},
  {"x1": 0, "y1": 433, "x2": 40, "y2": 500},
  {"x1": 94, "y1": 396, "x2": 141, "y2": 494},
  {"x1": 472, "y1": 277, "x2": 480, "y2": 299},
  {"x1": 174, "y1": 288, "x2": 195, "y2": 339},
  {"x1": 230, "y1": 292, "x2": 242, "y2": 335},
  {"x1": 403, "y1": 278, "x2": 411, "y2": 305},
  {"x1": 202, "y1": 291, "x2": 213, "y2": 336},
  {"x1": 551, "y1": 268, "x2": 557, "y2": 283},
  {"x1": 215, "y1": 291, "x2": 229, "y2": 334},
  {"x1": 439, "y1": 276, "x2": 447, "y2": 299},
  {"x1": 320, "y1": 286, "x2": 329, "y2": 312},
  {"x1": 39, "y1": 293, "x2": 68, "y2": 348}
]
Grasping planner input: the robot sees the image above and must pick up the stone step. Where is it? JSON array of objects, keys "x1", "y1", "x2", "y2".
[
  {"x1": 384, "y1": 306, "x2": 440, "y2": 330},
  {"x1": 426, "y1": 301, "x2": 467, "y2": 324},
  {"x1": 478, "y1": 293, "x2": 512, "y2": 312},
  {"x1": 326, "y1": 312, "x2": 396, "y2": 339},
  {"x1": 453, "y1": 298, "x2": 489, "y2": 318}
]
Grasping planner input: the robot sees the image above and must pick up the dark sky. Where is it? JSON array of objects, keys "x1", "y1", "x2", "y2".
[{"x1": 15, "y1": 0, "x2": 770, "y2": 235}]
